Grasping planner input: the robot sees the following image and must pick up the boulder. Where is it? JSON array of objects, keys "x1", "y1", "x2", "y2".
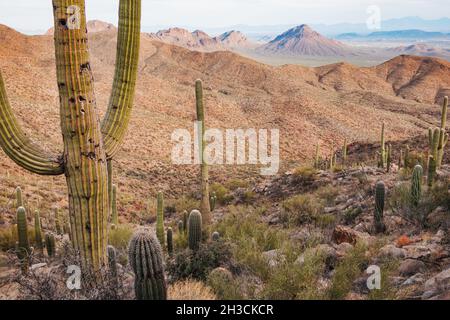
[
  {"x1": 378, "y1": 244, "x2": 407, "y2": 259},
  {"x1": 398, "y1": 259, "x2": 425, "y2": 276}
]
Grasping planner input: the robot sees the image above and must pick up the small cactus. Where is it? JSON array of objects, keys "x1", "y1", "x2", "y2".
[
  {"x1": 212, "y1": 231, "x2": 220, "y2": 241},
  {"x1": 54, "y1": 208, "x2": 62, "y2": 235},
  {"x1": 178, "y1": 220, "x2": 184, "y2": 233},
  {"x1": 167, "y1": 227, "x2": 173, "y2": 256},
  {"x1": 111, "y1": 184, "x2": 118, "y2": 225},
  {"x1": 314, "y1": 142, "x2": 320, "y2": 169},
  {"x1": 128, "y1": 230, "x2": 167, "y2": 300},
  {"x1": 188, "y1": 210, "x2": 202, "y2": 251},
  {"x1": 379, "y1": 123, "x2": 386, "y2": 168},
  {"x1": 374, "y1": 181, "x2": 386, "y2": 233},
  {"x1": 156, "y1": 192, "x2": 165, "y2": 247},
  {"x1": 209, "y1": 192, "x2": 217, "y2": 211},
  {"x1": 182, "y1": 210, "x2": 188, "y2": 233},
  {"x1": 45, "y1": 233, "x2": 56, "y2": 258},
  {"x1": 386, "y1": 144, "x2": 392, "y2": 172},
  {"x1": 108, "y1": 245, "x2": 119, "y2": 293},
  {"x1": 16, "y1": 206, "x2": 29, "y2": 272},
  {"x1": 404, "y1": 145, "x2": 410, "y2": 168},
  {"x1": 428, "y1": 155, "x2": 437, "y2": 187},
  {"x1": 34, "y1": 210, "x2": 43, "y2": 252},
  {"x1": 411, "y1": 165, "x2": 423, "y2": 207},
  {"x1": 15, "y1": 186, "x2": 23, "y2": 208},
  {"x1": 342, "y1": 139, "x2": 348, "y2": 165}
]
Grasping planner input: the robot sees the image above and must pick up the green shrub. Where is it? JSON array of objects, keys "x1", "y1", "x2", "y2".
[
  {"x1": 167, "y1": 241, "x2": 233, "y2": 282},
  {"x1": 108, "y1": 224, "x2": 134, "y2": 265},
  {"x1": 207, "y1": 267, "x2": 242, "y2": 300},
  {"x1": 316, "y1": 185, "x2": 340, "y2": 207},
  {"x1": 282, "y1": 194, "x2": 323, "y2": 226},
  {"x1": 172, "y1": 196, "x2": 199, "y2": 214},
  {"x1": 225, "y1": 179, "x2": 249, "y2": 191},
  {"x1": 292, "y1": 166, "x2": 317, "y2": 183},
  {"x1": 210, "y1": 183, "x2": 233, "y2": 205}
]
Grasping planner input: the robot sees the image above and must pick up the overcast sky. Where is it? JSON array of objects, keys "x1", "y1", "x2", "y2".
[{"x1": 0, "y1": 0, "x2": 449, "y2": 33}]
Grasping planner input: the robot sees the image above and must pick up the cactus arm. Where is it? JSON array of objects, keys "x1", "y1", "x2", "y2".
[
  {"x1": 101, "y1": 0, "x2": 141, "y2": 159},
  {"x1": 0, "y1": 72, "x2": 64, "y2": 175}
]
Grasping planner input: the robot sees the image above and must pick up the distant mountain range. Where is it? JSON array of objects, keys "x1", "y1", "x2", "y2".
[{"x1": 336, "y1": 29, "x2": 450, "y2": 41}]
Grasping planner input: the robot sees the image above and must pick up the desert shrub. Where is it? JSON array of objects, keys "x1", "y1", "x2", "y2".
[
  {"x1": 167, "y1": 241, "x2": 233, "y2": 282},
  {"x1": 168, "y1": 280, "x2": 216, "y2": 300},
  {"x1": 225, "y1": 178, "x2": 249, "y2": 191},
  {"x1": 343, "y1": 207, "x2": 363, "y2": 225},
  {"x1": 215, "y1": 206, "x2": 286, "y2": 280},
  {"x1": 207, "y1": 267, "x2": 242, "y2": 300},
  {"x1": 292, "y1": 166, "x2": 317, "y2": 184},
  {"x1": 328, "y1": 242, "x2": 369, "y2": 299},
  {"x1": 108, "y1": 224, "x2": 133, "y2": 265},
  {"x1": 367, "y1": 259, "x2": 399, "y2": 300},
  {"x1": 172, "y1": 196, "x2": 199, "y2": 214},
  {"x1": 239, "y1": 190, "x2": 257, "y2": 205},
  {"x1": 0, "y1": 225, "x2": 36, "y2": 252},
  {"x1": 210, "y1": 183, "x2": 233, "y2": 205},
  {"x1": 282, "y1": 194, "x2": 323, "y2": 226},
  {"x1": 316, "y1": 185, "x2": 340, "y2": 207},
  {"x1": 260, "y1": 244, "x2": 327, "y2": 300}
]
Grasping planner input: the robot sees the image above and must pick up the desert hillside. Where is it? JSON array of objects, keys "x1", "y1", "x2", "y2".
[{"x1": 0, "y1": 23, "x2": 449, "y2": 209}]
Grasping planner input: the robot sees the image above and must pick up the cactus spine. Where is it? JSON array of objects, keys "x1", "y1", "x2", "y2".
[
  {"x1": 196, "y1": 80, "x2": 212, "y2": 224},
  {"x1": 0, "y1": 0, "x2": 141, "y2": 270},
  {"x1": 111, "y1": 185, "x2": 118, "y2": 225},
  {"x1": 34, "y1": 210, "x2": 43, "y2": 252},
  {"x1": 411, "y1": 165, "x2": 423, "y2": 207},
  {"x1": 167, "y1": 227, "x2": 173, "y2": 256},
  {"x1": 156, "y1": 192, "x2": 165, "y2": 247},
  {"x1": 128, "y1": 231, "x2": 167, "y2": 300},
  {"x1": 374, "y1": 181, "x2": 386, "y2": 233},
  {"x1": 45, "y1": 233, "x2": 56, "y2": 258},
  {"x1": 16, "y1": 207, "x2": 29, "y2": 272},
  {"x1": 188, "y1": 210, "x2": 202, "y2": 251}
]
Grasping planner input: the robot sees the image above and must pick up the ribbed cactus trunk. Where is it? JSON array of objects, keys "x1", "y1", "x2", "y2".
[
  {"x1": 196, "y1": 80, "x2": 212, "y2": 224},
  {"x1": 0, "y1": 0, "x2": 141, "y2": 271},
  {"x1": 374, "y1": 181, "x2": 386, "y2": 233},
  {"x1": 156, "y1": 192, "x2": 165, "y2": 247}
]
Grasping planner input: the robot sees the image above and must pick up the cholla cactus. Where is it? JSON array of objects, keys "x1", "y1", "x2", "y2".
[
  {"x1": 128, "y1": 230, "x2": 167, "y2": 300},
  {"x1": 45, "y1": 233, "x2": 56, "y2": 258},
  {"x1": 34, "y1": 210, "x2": 43, "y2": 252},
  {"x1": 156, "y1": 192, "x2": 165, "y2": 247},
  {"x1": 167, "y1": 227, "x2": 173, "y2": 256},
  {"x1": 212, "y1": 231, "x2": 220, "y2": 241},
  {"x1": 411, "y1": 165, "x2": 423, "y2": 207},
  {"x1": 16, "y1": 207, "x2": 29, "y2": 272},
  {"x1": 196, "y1": 80, "x2": 212, "y2": 224},
  {"x1": 188, "y1": 210, "x2": 202, "y2": 251},
  {"x1": 0, "y1": 0, "x2": 142, "y2": 270},
  {"x1": 111, "y1": 185, "x2": 118, "y2": 225},
  {"x1": 374, "y1": 181, "x2": 386, "y2": 233}
]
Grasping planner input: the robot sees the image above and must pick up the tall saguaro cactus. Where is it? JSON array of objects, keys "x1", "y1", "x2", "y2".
[
  {"x1": 156, "y1": 192, "x2": 165, "y2": 247},
  {"x1": 195, "y1": 80, "x2": 212, "y2": 224},
  {"x1": 0, "y1": 0, "x2": 141, "y2": 270}
]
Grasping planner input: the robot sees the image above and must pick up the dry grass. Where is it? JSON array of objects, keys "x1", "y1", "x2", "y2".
[{"x1": 168, "y1": 280, "x2": 216, "y2": 300}]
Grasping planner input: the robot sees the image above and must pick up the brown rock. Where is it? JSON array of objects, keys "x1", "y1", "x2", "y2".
[{"x1": 398, "y1": 259, "x2": 425, "y2": 276}]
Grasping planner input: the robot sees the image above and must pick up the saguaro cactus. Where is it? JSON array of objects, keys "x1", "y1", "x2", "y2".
[
  {"x1": 374, "y1": 181, "x2": 386, "y2": 233},
  {"x1": 209, "y1": 192, "x2": 217, "y2": 211},
  {"x1": 379, "y1": 123, "x2": 386, "y2": 168},
  {"x1": 167, "y1": 227, "x2": 173, "y2": 256},
  {"x1": 15, "y1": 187, "x2": 23, "y2": 208},
  {"x1": 188, "y1": 210, "x2": 202, "y2": 251},
  {"x1": 34, "y1": 210, "x2": 43, "y2": 252},
  {"x1": 45, "y1": 233, "x2": 56, "y2": 258},
  {"x1": 437, "y1": 97, "x2": 448, "y2": 167},
  {"x1": 428, "y1": 155, "x2": 437, "y2": 187},
  {"x1": 16, "y1": 207, "x2": 30, "y2": 272},
  {"x1": 128, "y1": 230, "x2": 167, "y2": 300},
  {"x1": 54, "y1": 208, "x2": 62, "y2": 235},
  {"x1": 111, "y1": 185, "x2": 118, "y2": 225},
  {"x1": 0, "y1": 0, "x2": 141, "y2": 270},
  {"x1": 156, "y1": 192, "x2": 165, "y2": 247},
  {"x1": 196, "y1": 80, "x2": 212, "y2": 224},
  {"x1": 107, "y1": 245, "x2": 119, "y2": 294},
  {"x1": 411, "y1": 165, "x2": 423, "y2": 207}
]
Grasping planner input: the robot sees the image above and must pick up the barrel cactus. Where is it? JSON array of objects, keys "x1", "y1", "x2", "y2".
[
  {"x1": 411, "y1": 165, "x2": 423, "y2": 207},
  {"x1": 188, "y1": 210, "x2": 202, "y2": 251},
  {"x1": 16, "y1": 207, "x2": 30, "y2": 272},
  {"x1": 128, "y1": 230, "x2": 167, "y2": 300},
  {"x1": 45, "y1": 233, "x2": 56, "y2": 258},
  {"x1": 0, "y1": 0, "x2": 142, "y2": 270},
  {"x1": 374, "y1": 181, "x2": 386, "y2": 233},
  {"x1": 167, "y1": 227, "x2": 173, "y2": 256},
  {"x1": 34, "y1": 210, "x2": 43, "y2": 252},
  {"x1": 212, "y1": 231, "x2": 220, "y2": 241},
  {"x1": 156, "y1": 192, "x2": 165, "y2": 247}
]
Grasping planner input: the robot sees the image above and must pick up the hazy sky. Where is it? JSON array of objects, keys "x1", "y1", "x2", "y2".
[{"x1": 0, "y1": 0, "x2": 449, "y2": 33}]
